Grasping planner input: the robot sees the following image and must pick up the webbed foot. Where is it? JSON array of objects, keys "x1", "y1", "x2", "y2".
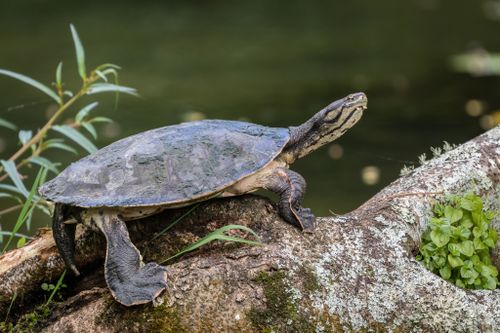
[{"x1": 94, "y1": 212, "x2": 168, "y2": 306}]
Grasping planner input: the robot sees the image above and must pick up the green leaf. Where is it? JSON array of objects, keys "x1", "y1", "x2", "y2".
[
  {"x1": 430, "y1": 229, "x2": 450, "y2": 247},
  {"x1": 484, "y1": 210, "x2": 496, "y2": 220},
  {"x1": 96, "y1": 63, "x2": 121, "y2": 70},
  {"x1": 472, "y1": 225, "x2": 486, "y2": 238},
  {"x1": 86, "y1": 83, "x2": 139, "y2": 96},
  {"x1": 460, "y1": 214, "x2": 473, "y2": 228},
  {"x1": 432, "y1": 254, "x2": 446, "y2": 267},
  {"x1": 471, "y1": 211, "x2": 482, "y2": 225},
  {"x1": 0, "y1": 117, "x2": 17, "y2": 130},
  {"x1": 483, "y1": 237, "x2": 495, "y2": 249},
  {"x1": 429, "y1": 217, "x2": 444, "y2": 228},
  {"x1": 16, "y1": 237, "x2": 26, "y2": 248},
  {"x1": 439, "y1": 266, "x2": 451, "y2": 280},
  {"x1": 453, "y1": 226, "x2": 471, "y2": 240},
  {"x1": 455, "y1": 278, "x2": 465, "y2": 288},
  {"x1": 75, "y1": 102, "x2": 99, "y2": 123},
  {"x1": 89, "y1": 116, "x2": 113, "y2": 123},
  {"x1": 101, "y1": 68, "x2": 118, "y2": 79},
  {"x1": 95, "y1": 70, "x2": 107, "y2": 82},
  {"x1": 461, "y1": 196, "x2": 483, "y2": 212},
  {"x1": 444, "y1": 206, "x2": 462, "y2": 223},
  {"x1": 0, "y1": 192, "x2": 21, "y2": 201},
  {"x1": 457, "y1": 240, "x2": 474, "y2": 257},
  {"x1": 41, "y1": 283, "x2": 49, "y2": 291},
  {"x1": 70, "y1": 24, "x2": 86, "y2": 80},
  {"x1": 82, "y1": 122, "x2": 97, "y2": 139},
  {"x1": 43, "y1": 139, "x2": 78, "y2": 155},
  {"x1": 18, "y1": 130, "x2": 32, "y2": 145},
  {"x1": 460, "y1": 266, "x2": 479, "y2": 279},
  {"x1": 482, "y1": 276, "x2": 498, "y2": 290},
  {"x1": 28, "y1": 156, "x2": 60, "y2": 174},
  {"x1": 473, "y1": 238, "x2": 487, "y2": 250},
  {"x1": 52, "y1": 125, "x2": 97, "y2": 154},
  {"x1": 55, "y1": 61, "x2": 63, "y2": 87},
  {"x1": 447, "y1": 243, "x2": 460, "y2": 256},
  {"x1": 0, "y1": 231, "x2": 32, "y2": 239},
  {"x1": 488, "y1": 229, "x2": 498, "y2": 243},
  {"x1": 63, "y1": 90, "x2": 74, "y2": 97},
  {"x1": 1, "y1": 167, "x2": 46, "y2": 253},
  {"x1": 448, "y1": 254, "x2": 464, "y2": 268},
  {"x1": 0, "y1": 69, "x2": 61, "y2": 103},
  {"x1": 0, "y1": 160, "x2": 29, "y2": 197},
  {"x1": 433, "y1": 203, "x2": 445, "y2": 217},
  {"x1": 481, "y1": 265, "x2": 498, "y2": 278},
  {"x1": 0, "y1": 183, "x2": 26, "y2": 196}
]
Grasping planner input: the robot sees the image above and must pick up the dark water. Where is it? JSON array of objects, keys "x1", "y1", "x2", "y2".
[{"x1": 0, "y1": 0, "x2": 499, "y2": 238}]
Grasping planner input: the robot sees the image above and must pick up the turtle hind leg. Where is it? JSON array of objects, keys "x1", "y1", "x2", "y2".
[
  {"x1": 92, "y1": 211, "x2": 168, "y2": 306},
  {"x1": 52, "y1": 203, "x2": 80, "y2": 275},
  {"x1": 263, "y1": 167, "x2": 316, "y2": 232}
]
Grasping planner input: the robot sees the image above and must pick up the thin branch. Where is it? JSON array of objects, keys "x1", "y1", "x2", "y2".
[{"x1": 0, "y1": 204, "x2": 23, "y2": 217}]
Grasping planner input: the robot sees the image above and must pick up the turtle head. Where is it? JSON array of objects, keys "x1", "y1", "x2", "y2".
[{"x1": 285, "y1": 92, "x2": 367, "y2": 161}]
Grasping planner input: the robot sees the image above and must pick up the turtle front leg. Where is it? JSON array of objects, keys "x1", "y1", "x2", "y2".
[
  {"x1": 263, "y1": 167, "x2": 316, "y2": 232},
  {"x1": 89, "y1": 210, "x2": 168, "y2": 306}
]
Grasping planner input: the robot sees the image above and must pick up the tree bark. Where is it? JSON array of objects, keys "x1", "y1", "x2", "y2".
[{"x1": 1, "y1": 127, "x2": 499, "y2": 332}]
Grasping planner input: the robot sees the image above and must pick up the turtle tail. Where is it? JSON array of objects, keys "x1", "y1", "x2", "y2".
[{"x1": 52, "y1": 203, "x2": 80, "y2": 276}]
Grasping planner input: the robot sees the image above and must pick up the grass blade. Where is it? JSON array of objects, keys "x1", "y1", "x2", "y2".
[
  {"x1": 0, "y1": 160, "x2": 29, "y2": 197},
  {"x1": 152, "y1": 204, "x2": 200, "y2": 241},
  {"x1": 4, "y1": 292, "x2": 17, "y2": 322},
  {"x1": 160, "y1": 224, "x2": 261, "y2": 264},
  {"x1": 0, "y1": 69, "x2": 61, "y2": 103},
  {"x1": 0, "y1": 117, "x2": 17, "y2": 130},
  {"x1": 46, "y1": 270, "x2": 66, "y2": 305},
  {"x1": 86, "y1": 83, "x2": 139, "y2": 97},
  {"x1": 1, "y1": 167, "x2": 46, "y2": 253},
  {"x1": 75, "y1": 102, "x2": 99, "y2": 123},
  {"x1": 52, "y1": 125, "x2": 97, "y2": 154},
  {"x1": 70, "y1": 24, "x2": 86, "y2": 80}
]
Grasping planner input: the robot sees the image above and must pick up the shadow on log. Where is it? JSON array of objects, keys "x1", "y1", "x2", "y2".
[{"x1": 0, "y1": 127, "x2": 499, "y2": 332}]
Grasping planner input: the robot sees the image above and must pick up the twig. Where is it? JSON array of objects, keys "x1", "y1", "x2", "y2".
[{"x1": 0, "y1": 204, "x2": 23, "y2": 217}]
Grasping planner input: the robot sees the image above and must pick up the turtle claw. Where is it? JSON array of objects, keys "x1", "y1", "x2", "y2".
[{"x1": 297, "y1": 207, "x2": 316, "y2": 232}]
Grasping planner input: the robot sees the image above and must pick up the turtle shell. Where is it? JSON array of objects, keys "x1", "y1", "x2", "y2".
[{"x1": 39, "y1": 120, "x2": 290, "y2": 207}]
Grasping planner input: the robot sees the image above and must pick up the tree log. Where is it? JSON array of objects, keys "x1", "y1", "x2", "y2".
[{"x1": 1, "y1": 126, "x2": 499, "y2": 332}]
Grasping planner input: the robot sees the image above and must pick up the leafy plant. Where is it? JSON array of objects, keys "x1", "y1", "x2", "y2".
[
  {"x1": 417, "y1": 192, "x2": 499, "y2": 290},
  {"x1": 0, "y1": 24, "x2": 136, "y2": 251},
  {"x1": 41, "y1": 270, "x2": 67, "y2": 305}
]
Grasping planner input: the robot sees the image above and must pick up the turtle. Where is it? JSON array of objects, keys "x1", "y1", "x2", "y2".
[{"x1": 39, "y1": 92, "x2": 367, "y2": 306}]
